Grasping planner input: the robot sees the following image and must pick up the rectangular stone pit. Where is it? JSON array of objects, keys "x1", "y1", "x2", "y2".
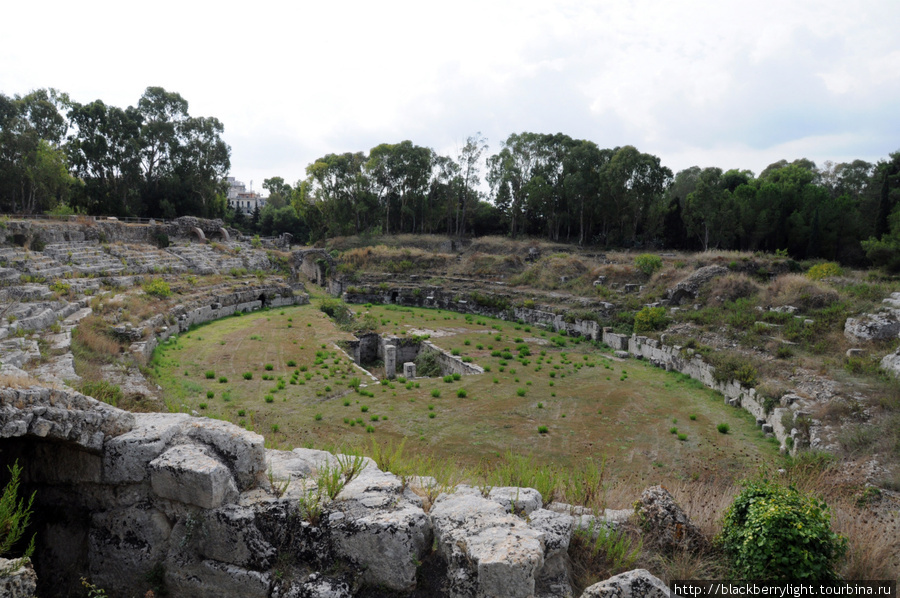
[{"x1": 344, "y1": 334, "x2": 483, "y2": 379}]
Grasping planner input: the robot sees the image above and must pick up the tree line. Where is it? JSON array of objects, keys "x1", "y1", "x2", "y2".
[
  {"x1": 0, "y1": 87, "x2": 230, "y2": 219},
  {"x1": 260, "y1": 132, "x2": 899, "y2": 268},
  {"x1": 1, "y1": 87, "x2": 898, "y2": 268}
]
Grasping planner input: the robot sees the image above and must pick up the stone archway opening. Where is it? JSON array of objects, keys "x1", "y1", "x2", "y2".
[{"x1": 190, "y1": 227, "x2": 206, "y2": 243}]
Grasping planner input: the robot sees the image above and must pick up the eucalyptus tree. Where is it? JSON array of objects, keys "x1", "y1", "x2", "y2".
[
  {"x1": 601, "y1": 146, "x2": 672, "y2": 245},
  {"x1": 66, "y1": 99, "x2": 142, "y2": 215},
  {"x1": 366, "y1": 141, "x2": 432, "y2": 234},
  {"x1": 0, "y1": 89, "x2": 75, "y2": 214},
  {"x1": 305, "y1": 151, "x2": 372, "y2": 238},
  {"x1": 455, "y1": 133, "x2": 488, "y2": 238},
  {"x1": 683, "y1": 167, "x2": 734, "y2": 251}
]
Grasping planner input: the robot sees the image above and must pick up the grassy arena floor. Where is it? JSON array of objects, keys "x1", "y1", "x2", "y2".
[{"x1": 149, "y1": 302, "x2": 779, "y2": 481}]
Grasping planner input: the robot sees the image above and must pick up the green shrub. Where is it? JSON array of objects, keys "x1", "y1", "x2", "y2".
[
  {"x1": 205, "y1": 370, "x2": 215, "y2": 379},
  {"x1": 0, "y1": 461, "x2": 35, "y2": 572},
  {"x1": 717, "y1": 423, "x2": 730, "y2": 434},
  {"x1": 806, "y1": 262, "x2": 843, "y2": 280},
  {"x1": 318, "y1": 297, "x2": 354, "y2": 327},
  {"x1": 142, "y1": 278, "x2": 172, "y2": 298},
  {"x1": 633, "y1": 306, "x2": 669, "y2": 333},
  {"x1": 243, "y1": 372, "x2": 253, "y2": 380},
  {"x1": 709, "y1": 352, "x2": 758, "y2": 387},
  {"x1": 718, "y1": 479, "x2": 846, "y2": 580},
  {"x1": 431, "y1": 389, "x2": 441, "y2": 398},
  {"x1": 457, "y1": 389, "x2": 467, "y2": 398},
  {"x1": 538, "y1": 425, "x2": 549, "y2": 434},
  {"x1": 634, "y1": 253, "x2": 663, "y2": 276},
  {"x1": 414, "y1": 350, "x2": 441, "y2": 377},
  {"x1": 77, "y1": 380, "x2": 123, "y2": 407}
]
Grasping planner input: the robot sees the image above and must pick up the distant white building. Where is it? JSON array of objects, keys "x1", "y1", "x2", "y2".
[{"x1": 225, "y1": 177, "x2": 265, "y2": 215}]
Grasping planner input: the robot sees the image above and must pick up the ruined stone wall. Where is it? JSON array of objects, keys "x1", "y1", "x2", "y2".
[
  {"x1": 0, "y1": 386, "x2": 600, "y2": 598},
  {"x1": 293, "y1": 249, "x2": 334, "y2": 286},
  {"x1": 129, "y1": 284, "x2": 308, "y2": 361},
  {"x1": 0, "y1": 216, "x2": 239, "y2": 248},
  {"x1": 602, "y1": 329, "x2": 795, "y2": 451},
  {"x1": 419, "y1": 340, "x2": 484, "y2": 376}
]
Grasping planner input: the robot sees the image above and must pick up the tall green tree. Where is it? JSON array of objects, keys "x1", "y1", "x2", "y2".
[
  {"x1": 0, "y1": 90, "x2": 74, "y2": 214},
  {"x1": 455, "y1": 133, "x2": 488, "y2": 238}
]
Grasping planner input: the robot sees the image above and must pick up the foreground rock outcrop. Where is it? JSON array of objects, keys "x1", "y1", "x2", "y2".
[{"x1": 0, "y1": 385, "x2": 679, "y2": 598}]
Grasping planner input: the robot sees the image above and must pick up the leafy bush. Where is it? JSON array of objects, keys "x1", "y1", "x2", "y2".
[
  {"x1": 1, "y1": 461, "x2": 35, "y2": 572},
  {"x1": 143, "y1": 278, "x2": 172, "y2": 298},
  {"x1": 709, "y1": 352, "x2": 758, "y2": 387},
  {"x1": 717, "y1": 423, "x2": 730, "y2": 434},
  {"x1": 806, "y1": 262, "x2": 843, "y2": 280},
  {"x1": 318, "y1": 297, "x2": 353, "y2": 327},
  {"x1": 77, "y1": 380, "x2": 123, "y2": 407},
  {"x1": 634, "y1": 253, "x2": 663, "y2": 276},
  {"x1": 718, "y1": 479, "x2": 846, "y2": 580},
  {"x1": 415, "y1": 351, "x2": 441, "y2": 378},
  {"x1": 633, "y1": 306, "x2": 669, "y2": 333}
]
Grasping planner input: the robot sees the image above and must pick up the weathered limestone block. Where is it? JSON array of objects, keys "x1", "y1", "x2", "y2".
[
  {"x1": 165, "y1": 558, "x2": 273, "y2": 598},
  {"x1": 10, "y1": 307, "x2": 57, "y2": 332},
  {"x1": 580, "y1": 569, "x2": 670, "y2": 598},
  {"x1": 149, "y1": 444, "x2": 239, "y2": 509},
  {"x1": 329, "y1": 466, "x2": 431, "y2": 591},
  {"x1": 197, "y1": 505, "x2": 276, "y2": 570},
  {"x1": 487, "y1": 486, "x2": 543, "y2": 515},
  {"x1": 530, "y1": 508, "x2": 575, "y2": 598},
  {"x1": 844, "y1": 311, "x2": 900, "y2": 342},
  {"x1": 431, "y1": 492, "x2": 545, "y2": 598},
  {"x1": 88, "y1": 505, "x2": 173, "y2": 593},
  {"x1": 183, "y1": 417, "x2": 266, "y2": 490},
  {"x1": 634, "y1": 486, "x2": 707, "y2": 554},
  {"x1": 403, "y1": 361, "x2": 417, "y2": 379},
  {"x1": 667, "y1": 265, "x2": 729, "y2": 306},
  {"x1": 384, "y1": 344, "x2": 397, "y2": 379},
  {"x1": 0, "y1": 387, "x2": 134, "y2": 451},
  {"x1": 0, "y1": 558, "x2": 38, "y2": 598},
  {"x1": 103, "y1": 413, "x2": 190, "y2": 483},
  {"x1": 881, "y1": 347, "x2": 900, "y2": 379}
]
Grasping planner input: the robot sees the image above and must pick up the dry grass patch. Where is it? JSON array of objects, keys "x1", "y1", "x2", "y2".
[
  {"x1": 72, "y1": 314, "x2": 124, "y2": 362},
  {"x1": 339, "y1": 245, "x2": 453, "y2": 273},
  {"x1": 461, "y1": 252, "x2": 525, "y2": 277},
  {"x1": 766, "y1": 274, "x2": 840, "y2": 310},
  {"x1": 705, "y1": 273, "x2": 762, "y2": 305}
]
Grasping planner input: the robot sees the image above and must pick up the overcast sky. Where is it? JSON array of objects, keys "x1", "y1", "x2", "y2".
[{"x1": 3, "y1": 0, "x2": 899, "y2": 194}]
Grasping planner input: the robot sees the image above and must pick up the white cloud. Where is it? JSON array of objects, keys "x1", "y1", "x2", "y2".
[{"x1": 2, "y1": 0, "x2": 899, "y2": 186}]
